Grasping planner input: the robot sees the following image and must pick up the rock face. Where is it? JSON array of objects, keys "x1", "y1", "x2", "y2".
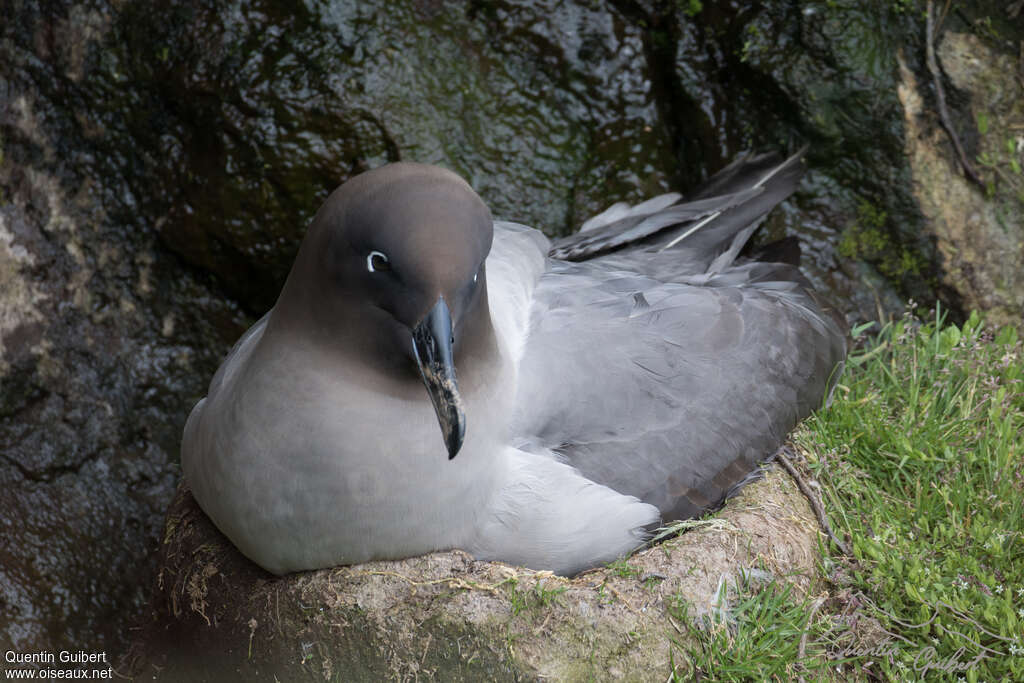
[
  {"x1": 2, "y1": 0, "x2": 1021, "y2": 666},
  {"x1": 89, "y1": 0, "x2": 681, "y2": 312},
  {"x1": 0, "y1": 44, "x2": 244, "y2": 656},
  {"x1": 897, "y1": 31, "x2": 1024, "y2": 327},
  {"x1": 125, "y1": 469, "x2": 819, "y2": 682}
]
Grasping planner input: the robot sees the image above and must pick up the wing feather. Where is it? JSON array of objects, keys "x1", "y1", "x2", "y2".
[{"x1": 513, "y1": 148, "x2": 846, "y2": 520}]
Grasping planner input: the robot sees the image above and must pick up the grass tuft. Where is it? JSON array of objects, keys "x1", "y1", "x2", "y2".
[
  {"x1": 669, "y1": 307, "x2": 1023, "y2": 681},
  {"x1": 668, "y1": 575, "x2": 835, "y2": 682},
  {"x1": 799, "y1": 307, "x2": 1024, "y2": 681}
]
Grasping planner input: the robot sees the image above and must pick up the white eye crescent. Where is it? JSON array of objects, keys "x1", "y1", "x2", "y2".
[
  {"x1": 473, "y1": 272, "x2": 478, "y2": 283},
  {"x1": 367, "y1": 250, "x2": 390, "y2": 273}
]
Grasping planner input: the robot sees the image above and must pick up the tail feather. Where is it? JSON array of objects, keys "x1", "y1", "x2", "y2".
[
  {"x1": 687, "y1": 149, "x2": 801, "y2": 202},
  {"x1": 578, "y1": 192, "x2": 681, "y2": 234},
  {"x1": 551, "y1": 187, "x2": 763, "y2": 261},
  {"x1": 550, "y1": 147, "x2": 808, "y2": 274}
]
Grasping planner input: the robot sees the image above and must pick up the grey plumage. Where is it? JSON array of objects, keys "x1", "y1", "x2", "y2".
[{"x1": 182, "y1": 151, "x2": 847, "y2": 577}]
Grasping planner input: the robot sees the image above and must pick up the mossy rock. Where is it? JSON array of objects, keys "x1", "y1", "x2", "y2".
[{"x1": 896, "y1": 30, "x2": 1024, "y2": 327}]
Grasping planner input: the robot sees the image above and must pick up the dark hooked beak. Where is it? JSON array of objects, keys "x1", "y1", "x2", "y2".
[{"x1": 411, "y1": 297, "x2": 465, "y2": 459}]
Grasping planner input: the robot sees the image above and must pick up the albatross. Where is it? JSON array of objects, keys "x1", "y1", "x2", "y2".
[{"x1": 182, "y1": 150, "x2": 847, "y2": 576}]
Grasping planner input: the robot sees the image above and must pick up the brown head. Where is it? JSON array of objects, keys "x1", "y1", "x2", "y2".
[{"x1": 273, "y1": 163, "x2": 496, "y2": 458}]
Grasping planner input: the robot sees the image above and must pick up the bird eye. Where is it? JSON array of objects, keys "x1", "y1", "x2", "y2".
[
  {"x1": 473, "y1": 272, "x2": 478, "y2": 283},
  {"x1": 367, "y1": 250, "x2": 391, "y2": 273}
]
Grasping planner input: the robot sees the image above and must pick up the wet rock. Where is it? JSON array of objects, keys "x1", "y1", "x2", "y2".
[
  {"x1": 644, "y1": 0, "x2": 934, "y2": 320},
  {"x1": 656, "y1": 1, "x2": 1022, "y2": 325},
  {"x1": 0, "y1": 3, "x2": 249, "y2": 655},
  {"x1": 97, "y1": 0, "x2": 677, "y2": 312},
  {"x1": 125, "y1": 467, "x2": 819, "y2": 682}
]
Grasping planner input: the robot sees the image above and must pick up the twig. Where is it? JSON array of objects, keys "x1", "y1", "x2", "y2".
[
  {"x1": 1018, "y1": 40, "x2": 1024, "y2": 90},
  {"x1": 349, "y1": 569, "x2": 516, "y2": 596},
  {"x1": 938, "y1": 0, "x2": 952, "y2": 27},
  {"x1": 776, "y1": 448, "x2": 853, "y2": 557},
  {"x1": 533, "y1": 612, "x2": 553, "y2": 635},
  {"x1": 986, "y1": 161, "x2": 1021, "y2": 190},
  {"x1": 925, "y1": 0, "x2": 985, "y2": 188},
  {"x1": 604, "y1": 582, "x2": 643, "y2": 616},
  {"x1": 420, "y1": 632, "x2": 432, "y2": 665},
  {"x1": 797, "y1": 597, "x2": 827, "y2": 683}
]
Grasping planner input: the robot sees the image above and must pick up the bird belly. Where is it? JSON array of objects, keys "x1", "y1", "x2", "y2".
[{"x1": 189, "y1": 369, "x2": 507, "y2": 574}]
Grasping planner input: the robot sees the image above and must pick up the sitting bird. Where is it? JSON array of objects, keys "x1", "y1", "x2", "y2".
[{"x1": 182, "y1": 149, "x2": 847, "y2": 576}]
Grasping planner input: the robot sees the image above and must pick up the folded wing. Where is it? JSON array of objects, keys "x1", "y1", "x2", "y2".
[{"x1": 512, "y1": 148, "x2": 847, "y2": 520}]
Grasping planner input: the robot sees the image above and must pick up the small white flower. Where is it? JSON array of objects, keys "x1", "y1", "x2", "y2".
[{"x1": 995, "y1": 584, "x2": 1004, "y2": 594}]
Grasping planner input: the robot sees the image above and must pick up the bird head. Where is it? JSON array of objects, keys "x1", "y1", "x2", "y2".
[{"x1": 277, "y1": 163, "x2": 495, "y2": 459}]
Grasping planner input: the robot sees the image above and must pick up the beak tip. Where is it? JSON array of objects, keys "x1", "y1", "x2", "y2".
[
  {"x1": 412, "y1": 297, "x2": 467, "y2": 461},
  {"x1": 445, "y1": 422, "x2": 465, "y2": 460}
]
